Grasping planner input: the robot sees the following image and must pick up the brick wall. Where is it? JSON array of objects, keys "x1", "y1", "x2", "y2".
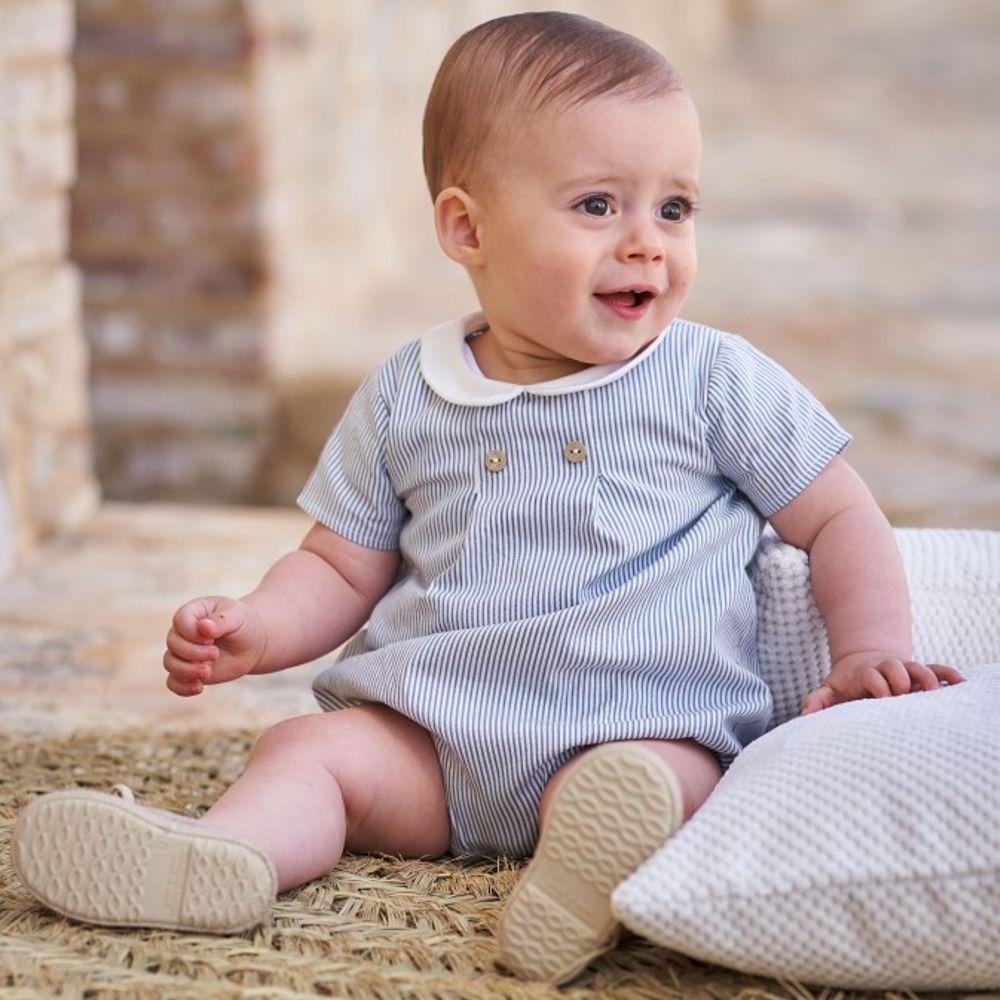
[{"x1": 0, "y1": 0, "x2": 98, "y2": 572}]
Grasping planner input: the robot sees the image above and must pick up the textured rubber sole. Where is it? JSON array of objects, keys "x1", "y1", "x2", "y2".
[
  {"x1": 11, "y1": 789, "x2": 277, "y2": 933},
  {"x1": 497, "y1": 744, "x2": 682, "y2": 983}
]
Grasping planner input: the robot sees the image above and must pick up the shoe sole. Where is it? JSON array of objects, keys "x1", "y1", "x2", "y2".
[
  {"x1": 11, "y1": 790, "x2": 277, "y2": 933},
  {"x1": 497, "y1": 743, "x2": 682, "y2": 983}
]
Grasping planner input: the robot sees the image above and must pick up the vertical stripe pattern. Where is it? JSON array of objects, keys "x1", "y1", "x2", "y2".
[{"x1": 298, "y1": 319, "x2": 851, "y2": 857}]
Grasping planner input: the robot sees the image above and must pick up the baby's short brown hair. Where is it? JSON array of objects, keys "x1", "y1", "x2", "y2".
[{"x1": 422, "y1": 11, "x2": 685, "y2": 200}]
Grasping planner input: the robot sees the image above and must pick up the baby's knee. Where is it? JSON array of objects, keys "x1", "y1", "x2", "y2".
[
  {"x1": 249, "y1": 713, "x2": 335, "y2": 762},
  {"x1": 248, "y1": 707, "x2": 394, "y2": 773}
]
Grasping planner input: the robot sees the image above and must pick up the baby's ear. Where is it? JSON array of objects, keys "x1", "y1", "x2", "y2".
[{"x1": 433, "y1": 186, "x2": 484, "y2": 265}]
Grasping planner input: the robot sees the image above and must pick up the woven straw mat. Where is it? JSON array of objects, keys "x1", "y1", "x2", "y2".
[{"x1": 0, "y1": 728, "x2": 981, "y2": 1000}]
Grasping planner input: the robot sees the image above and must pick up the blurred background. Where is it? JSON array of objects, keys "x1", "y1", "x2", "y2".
[{"x1": 0, "y1": 0, "x2": 997, "y2": 732}]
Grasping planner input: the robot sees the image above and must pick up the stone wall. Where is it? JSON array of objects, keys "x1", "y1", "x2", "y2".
[
  {"x1": 248, "y1": 0, "x2": 737, "y2": 383},
  {"x1": 0, "y1": 0, "x2": 98, "y2": 572},
  {"x1": 55, "y1": 1, "x2": 997, "y2": 523},
  {"x1": 73, "y1": 0, "x2": 274, "y2": 502}
]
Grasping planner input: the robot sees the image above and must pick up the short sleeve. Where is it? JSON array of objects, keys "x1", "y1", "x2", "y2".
[
  {"x1": 297, "y1": 364, "x2": 406, "y2": 550},
  {"x1": 704, "y1": 334, "x2": 851, "y2": 517}
]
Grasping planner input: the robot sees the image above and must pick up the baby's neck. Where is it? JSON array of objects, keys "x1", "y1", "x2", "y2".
[{"x1": 465, "y1": 327, "x2": 592, "y2": 385}]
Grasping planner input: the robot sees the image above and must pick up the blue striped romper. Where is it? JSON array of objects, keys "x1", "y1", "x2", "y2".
[{"x1": 298, "y1": 315, "x2": 851, "y2": 857}]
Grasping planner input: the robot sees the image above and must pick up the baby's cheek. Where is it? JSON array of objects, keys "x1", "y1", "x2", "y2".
[{"x1": 673, "y1": 245, "x2": 698, "y2": 290}]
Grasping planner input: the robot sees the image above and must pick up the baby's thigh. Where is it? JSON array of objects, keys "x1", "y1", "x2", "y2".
[{"x1": 258, "y1": 704, "x2": 450, "y2": 857}]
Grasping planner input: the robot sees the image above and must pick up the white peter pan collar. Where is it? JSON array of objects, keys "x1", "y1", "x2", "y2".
[{"x1": 419, "y1": 313, "x2": 668, "y2": 407}]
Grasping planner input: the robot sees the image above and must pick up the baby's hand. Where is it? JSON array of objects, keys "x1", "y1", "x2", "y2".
[
  {"x1": 163, "y1": 596, "x2": 265, "y2": 697},
  {"x1": 801, "y1": 653, "x2": 964, "y2": 715}
]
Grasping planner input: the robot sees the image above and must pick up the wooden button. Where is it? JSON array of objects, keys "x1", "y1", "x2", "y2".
[
  {"x1": 563, "y1": 440, "x2": 587, "y2": 463},
  {"x1": 485, "y1": 449, "x2": 507, "y2": 472}
]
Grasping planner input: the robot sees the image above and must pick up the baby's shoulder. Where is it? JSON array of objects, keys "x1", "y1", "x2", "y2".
[
  {"x1": 662, "y1": 318, "x2": 751, "y2": 359},
  {"x1": 650, "y1": 318, "x2": 733, "y2": 384},
  {"x1": 661, "y1": 319, "x2": 780, "y2": 379},
  {"x1": 377, "y1": 337, "x2": 423, "y2": 376},
  {"x1": 355, "y1": 338, "x2": 423, "y2": 404}
]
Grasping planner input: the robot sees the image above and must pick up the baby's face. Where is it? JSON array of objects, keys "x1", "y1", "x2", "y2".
[{"x1": 467, "y1": 90, "x2": 701, "y2": 381}]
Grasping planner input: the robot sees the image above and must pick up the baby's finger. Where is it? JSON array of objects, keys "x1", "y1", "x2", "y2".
[
  {"x1": 878, "y1": 657, "x2": 920, "y2": 695},
  {"x1": 165, "y1": 630, "x2": 220, "y2": 664},
  {"x1": 195, "y1": 608, "x2": 244, "y2": 641},
  {"x1": 166, "y1": 673, "x2": 204, "y2": 697},
  {"x1": 172, "y1": 599, "x2": 222, "y2": 643},
  {"x1": 801, "y1": 684, "x2": 836, "y2": 714},
  {"x1": 163, "y1": 652, "x2": 211, "y2": 684},
  {"x1": 903, "y1": 660, "x2": 942, "y2": 693},
  {"x1": 862, "y1": 667, "x2": 893, "y2": 699},
  {"x1": 928, "y1": 663, "x2": 965, "y2": 686}
]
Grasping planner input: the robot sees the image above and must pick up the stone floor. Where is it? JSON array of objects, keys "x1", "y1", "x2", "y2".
[
  {"x1": 0, "y1": 503, "x2": 319, "y2": 737},
  {"x1": 4, "y1": 495, "x2": 998, "y2": 740}
]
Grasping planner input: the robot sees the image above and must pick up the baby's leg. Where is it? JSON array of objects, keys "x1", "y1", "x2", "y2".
[
  {"x1": 11, "y1": 705, "x2": 449, "y2": 932},
  {"x1": 497, "y1": 738, "x2": 721, "y2": 984},
  {"x1": 204, "y1": 703, "x2": 450, "y2": 890},
  {"x1": 539, "y1": 738, "x2": 721, "y2": 828}
]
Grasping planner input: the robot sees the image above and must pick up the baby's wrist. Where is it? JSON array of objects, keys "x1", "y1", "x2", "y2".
[{"x1": 235, "y1": 595, "x2": 269, "y2": 673}]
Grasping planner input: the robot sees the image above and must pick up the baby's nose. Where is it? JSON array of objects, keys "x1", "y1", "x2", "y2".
[{"x1": 618, "y1": 220, "x2": 665, "y2": 263}]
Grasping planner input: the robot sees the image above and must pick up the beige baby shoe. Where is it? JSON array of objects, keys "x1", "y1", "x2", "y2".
[
  {"x1": 11, "y1": 785, "x2": 276, "y2": 933},
  {"x1": 496, "y1": 743, "x2": 683, "y2": 984}
]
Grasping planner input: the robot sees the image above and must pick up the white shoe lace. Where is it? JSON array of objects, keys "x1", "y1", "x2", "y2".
[{"x1": 110, "y1": 783, "x2": 136, "y2": 803}]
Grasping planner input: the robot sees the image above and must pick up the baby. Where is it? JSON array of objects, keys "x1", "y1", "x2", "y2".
[{"x1": 12, "y1": 11, "x2": 961, "y2": 985}]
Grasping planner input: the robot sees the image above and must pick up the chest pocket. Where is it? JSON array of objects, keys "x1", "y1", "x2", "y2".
[{"x1": 407, "y1": 444, "x2": 619, "y2": 620}]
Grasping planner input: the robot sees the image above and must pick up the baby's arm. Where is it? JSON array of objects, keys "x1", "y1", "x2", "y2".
[
  {"x1": 163, "y1": 523, "x2": 399, "y2": 696},
  {"x1": 768, "y1": 456, "x2": 963, "y2": 714}
]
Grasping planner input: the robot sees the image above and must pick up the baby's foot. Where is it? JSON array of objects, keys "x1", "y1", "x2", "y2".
[
  {"x1": 11, "y1": 786, "x2": 276, "y2": 933},
  {"x1": 497, "y1": 743, "x2": 682, "y2": 984}
]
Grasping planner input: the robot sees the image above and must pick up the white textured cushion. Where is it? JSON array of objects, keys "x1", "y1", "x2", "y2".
[
  {"x1": 613, "y1": 527, "x2": 1000, "y2": 991},
  {"x1": 754, "y1": 527, "x2": 1000, "y2": 727},
  {"x1": 613, "y1": 669, "x2": 1000, "y2": 989}
]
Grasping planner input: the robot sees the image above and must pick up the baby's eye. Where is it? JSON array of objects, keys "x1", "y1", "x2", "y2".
[
  {"x1": 658, "y1": 198, "x2": 694, "y2": 222},
  {"x1": 575, "y1": 195, "x2": 613, "y2": 217}
]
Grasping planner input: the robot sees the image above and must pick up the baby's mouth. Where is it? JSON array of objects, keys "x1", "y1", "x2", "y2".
[
  {"x1": 595, "y1": 289, "x2": 654, "y2": 308},
  {"x1": 594, "y1": 289, "x2": 656, "y2": 310}
]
